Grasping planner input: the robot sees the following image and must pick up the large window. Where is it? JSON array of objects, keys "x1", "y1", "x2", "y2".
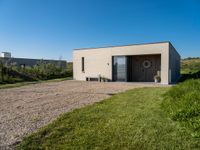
[
  {"x1": 113, "y1": 56, "x2": 127, "y2": 81},
  {"x1": 81, "y1": 57, "x2": 84, "y2": 72}
]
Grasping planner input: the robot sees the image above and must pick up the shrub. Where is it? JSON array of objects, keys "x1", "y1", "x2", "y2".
[
  {"x1": 0, "y1": 60, "x2": 72, "y2": 84},
  {"x1": 162, "y1": 79, "x2": 200, "y2": 137}
]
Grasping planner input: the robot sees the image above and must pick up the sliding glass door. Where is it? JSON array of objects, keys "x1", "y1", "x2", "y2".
[{"x1": 112, "y1": 56, "x2": 127, "y2": 81}]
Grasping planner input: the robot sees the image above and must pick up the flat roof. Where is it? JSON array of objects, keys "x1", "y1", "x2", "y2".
[{"x1": 74, "y1": 41, "x2": 171, "y2": 51}]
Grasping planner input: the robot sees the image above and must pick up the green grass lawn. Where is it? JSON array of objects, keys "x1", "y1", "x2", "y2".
[
  {"x1": 18, "y1": 87, "x2": 200, "y2": 150},
  {"x1": 162, "y1": 79, "x2": 200, "y2": 138}
]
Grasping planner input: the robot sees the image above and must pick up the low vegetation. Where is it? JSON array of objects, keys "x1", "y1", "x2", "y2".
[
  {"x1": 179, "y1": 71, "x2": 200, "y2": 82},
  {"x1": 181, "y1": 57, "x2": 200, "y2": 74},
  {"x1": 66, "y1": 62, "x2": 73, "y2": 77},
  {"x1": 0, "y1": 60, "x2": 72, "y2": 84},
  {"x1": 162, "y1": 79, "x2": 200, "y2": 138},
  {"x1": 179, "y1": 57, "x2": 200, "y2": 82},
  {"x1": 18, "y1": 87, "x2": 200, "y2": 149}
]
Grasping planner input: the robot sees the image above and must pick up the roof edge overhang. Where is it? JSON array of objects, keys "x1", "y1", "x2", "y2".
[{"x1": 73, "y1": 41, "x2": 171, "y2": 51}]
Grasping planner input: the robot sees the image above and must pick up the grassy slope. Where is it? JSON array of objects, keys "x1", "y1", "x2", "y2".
[
  {"x1": 181, "y1": 58, "x2": 200, "y2": 74},
  {"x1": 18, "y1": 88, "x2": 200, "y2": 150},
  {"x1": 162, "y1": 79, "x2": 200, "y2": 138}
]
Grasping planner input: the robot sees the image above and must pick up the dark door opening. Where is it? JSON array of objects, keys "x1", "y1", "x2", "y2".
[{"x1": 112, "y1": 55, "x2": 161, "y2": 82}]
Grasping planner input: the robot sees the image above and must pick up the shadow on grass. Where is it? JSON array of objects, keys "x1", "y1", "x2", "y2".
[{"x1": 178, "y1": 71, "x2": 200, "y2": 82}]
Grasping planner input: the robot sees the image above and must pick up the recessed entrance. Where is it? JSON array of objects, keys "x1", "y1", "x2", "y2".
[{"x1": 112, "y1": 54, "x2": 161, "y2": 82}]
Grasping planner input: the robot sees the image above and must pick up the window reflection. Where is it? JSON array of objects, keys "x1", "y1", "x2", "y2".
[{"x1": 113, "y1": 56, "x2": 127, "y2": 81}]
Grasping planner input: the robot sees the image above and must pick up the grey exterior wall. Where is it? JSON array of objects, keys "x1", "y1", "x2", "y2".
[
  {"x1": 0, "y1": 57, "x2": 67, "y2": 69},
  {"x1": 169, "y1": 43, "x2": 181, "y2": 83}
]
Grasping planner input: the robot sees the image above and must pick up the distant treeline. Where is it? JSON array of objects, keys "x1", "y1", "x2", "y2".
[{"x1": 182, "y1": 57, "x2": 200, "y2": 60}]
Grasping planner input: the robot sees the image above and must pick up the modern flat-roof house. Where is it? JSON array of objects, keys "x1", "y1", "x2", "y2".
[{"x1": 73, "y1": 42, "x2": 180, "y2": 84}]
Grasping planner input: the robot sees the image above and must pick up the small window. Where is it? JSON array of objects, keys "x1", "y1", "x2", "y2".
[{"x1": 81, "y1": 57, "x2": 84, "y2": 72}]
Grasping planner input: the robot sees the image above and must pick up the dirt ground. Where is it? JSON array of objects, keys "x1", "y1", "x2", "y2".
[{"x1": 0, "y1": 80, "x2": 168, "y2": 149}]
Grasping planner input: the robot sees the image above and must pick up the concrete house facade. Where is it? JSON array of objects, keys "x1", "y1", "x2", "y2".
[{"x1": 73, "y1": 42, "x2": 180, "y2": 84}]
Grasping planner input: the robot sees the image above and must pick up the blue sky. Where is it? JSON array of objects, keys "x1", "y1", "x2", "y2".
[{"x1": 0, "y1": 0, "x2": 199, "y2": 61}]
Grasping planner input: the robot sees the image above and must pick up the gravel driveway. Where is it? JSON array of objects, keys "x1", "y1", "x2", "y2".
[{"x1": 0, "y1": 80, "x2": 167, "y2": 149}]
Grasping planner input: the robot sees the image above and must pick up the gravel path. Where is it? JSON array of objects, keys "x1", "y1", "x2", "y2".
[{"x1": 0, "y1": 80, "x2": 168, "y2": 149}]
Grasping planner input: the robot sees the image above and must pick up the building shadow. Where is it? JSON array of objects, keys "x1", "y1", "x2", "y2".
[{"x1": 178, "y1": 71, "x2": 200, "y2": 82}]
